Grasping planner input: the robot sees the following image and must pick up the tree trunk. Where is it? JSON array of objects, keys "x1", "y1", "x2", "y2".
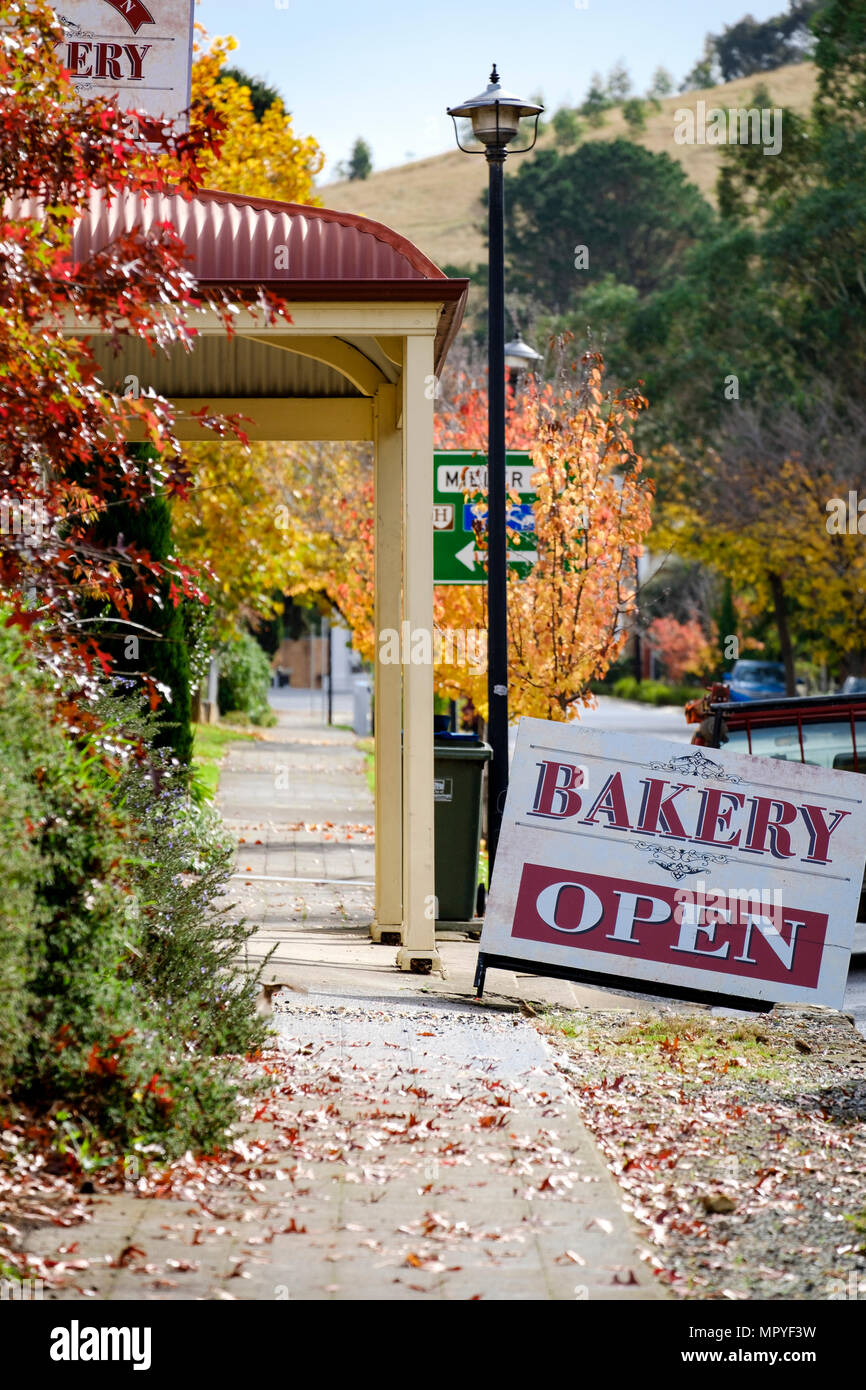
[{"x1": 768, "y1": 572, "x2": 796, "y2": 695}]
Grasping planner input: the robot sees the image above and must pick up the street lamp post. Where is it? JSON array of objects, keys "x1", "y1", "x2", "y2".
[
  {"x1": 505, "y1": 333, "x2": 543, "y2": 392},
  {"x1": 448, "y1": 68, "x2": 542, "y2": 871}
]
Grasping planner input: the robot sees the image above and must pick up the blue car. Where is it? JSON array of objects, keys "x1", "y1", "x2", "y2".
[{"x1": 726, "y1": 659, "x2": 788, "y2": 702}]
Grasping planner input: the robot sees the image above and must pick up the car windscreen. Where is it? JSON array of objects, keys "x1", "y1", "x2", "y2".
[
  {"x1": 725, "y1": 718, "x2": 866, "y2": 771},
  {"x1": 734, "y1": 665, "x2": 783, "y2": 682}
]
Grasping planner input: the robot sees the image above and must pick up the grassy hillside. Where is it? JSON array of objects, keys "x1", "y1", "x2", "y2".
[{"x1": 320, "y1": 63, "x2": 817, "y2": 273}]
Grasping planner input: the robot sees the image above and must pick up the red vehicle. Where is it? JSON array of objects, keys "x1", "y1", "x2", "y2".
[{"x1": 699, "y1": 691, "x2": 866, "y2": 955}]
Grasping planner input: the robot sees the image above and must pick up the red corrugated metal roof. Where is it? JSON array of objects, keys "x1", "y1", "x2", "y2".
[
  {"x1": 70, "y1": 187, "x2": 449, "y2": 283},
  {"x1": 62, "y1": 187, "x2": 467, "y2": 370}
]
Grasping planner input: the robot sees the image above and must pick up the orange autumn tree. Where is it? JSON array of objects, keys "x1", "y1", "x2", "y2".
[
  {"x1": 433, "y1": 352, "x2": 654, "y2": 720},
  {"x1": 280, "y1": 379, "x2": 552, "y2": 665},
  {"x1": 206, "y1": 352, "x2": 655, "y2": 720},
  {"x1": 269, "y1": 380, "x2": 545, "y2": 653},
  {"x1": 647, "y1": 615, "x2": 717, "y2": 684}
]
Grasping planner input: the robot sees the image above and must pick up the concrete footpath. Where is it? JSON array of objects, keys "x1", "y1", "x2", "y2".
[
  {"x1": 219, "y1": 701, "x2": 656, "y2": 1009},
  {"x1": 21, "y1": 704, "x2": 664, "y2": 1301}
]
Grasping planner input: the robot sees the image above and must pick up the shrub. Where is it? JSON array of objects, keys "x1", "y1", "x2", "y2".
[
  {"x1": 552, "y1": 107, "x2": 583, "y2": 147},
  {"x1": 0, "y1": 627, "x2": 145, "y2": 1128},
  {"x1": 622, "y1": 97, "x2": 648, "y2": 133},
  {"x1": 218, "y1": 629, "x2": 273, "y2": 724},
  {"x1": 95, "y1": 691, "x2": 272, "y2": 1151},
  {"x1": 612, "y1": 675, "x2": 640, "y2": 701},
  {"x1": 0, "y1": 633, "x2": 44, "y2": 1088},
  {"x1": 611, "y1": 675, "x2": 704, "y2": 706},
  {"x1": 0, "y1": 630, "x2": 269, "y2": 1157},
  {"x1": 113, "y1": 747, "x2": 270, "y2": 1149}
]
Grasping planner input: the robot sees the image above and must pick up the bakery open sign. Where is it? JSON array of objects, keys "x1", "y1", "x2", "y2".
[
  {"x1": 52, "y1": 1, "x2": 195, "y2": 126},
  {"x1": 476, "y1": 718, "x2": 866, "y2": 1010}
]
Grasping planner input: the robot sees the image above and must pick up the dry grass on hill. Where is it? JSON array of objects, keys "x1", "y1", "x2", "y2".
[{"x1": 320, "y1": 63, "x2": 817, "y2": 271}]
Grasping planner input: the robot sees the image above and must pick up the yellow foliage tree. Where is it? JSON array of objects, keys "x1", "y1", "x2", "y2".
[
  {"x1": 172, "y1": 442, "x2": 294, "y2": 636},
  {"x1": 174, "y1": 32, "x2": 326, "y2": 634},
  {"x1": 651, "y1": 400, "x2": 866, "y2": 685},
  {"x1": 174, "y1": 437, "x2": 376, "y2": 641},
  {"x1": 190, "y1": 28, "x2": 323, "y2": 203},
  {"x1": 276, "y1": 443, "x2": 376, "y2": 653}
]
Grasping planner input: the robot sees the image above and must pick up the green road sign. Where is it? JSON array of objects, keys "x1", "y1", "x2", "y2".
[{"x1": 433, "y1": 451, "x2": 537, "y2": 585}]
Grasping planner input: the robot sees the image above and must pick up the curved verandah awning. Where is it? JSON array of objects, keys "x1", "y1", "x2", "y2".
[{"x1": 66, "y1": 186, "x2": 470, "y2": 972}]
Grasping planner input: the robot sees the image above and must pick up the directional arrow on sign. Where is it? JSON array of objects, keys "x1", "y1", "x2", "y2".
[
  {"x1": 434, "y1": 451, "x2": 538, "y2": 584},
  {"x1": 455, "y1": 541, "x2": 538, "y2": 573}
]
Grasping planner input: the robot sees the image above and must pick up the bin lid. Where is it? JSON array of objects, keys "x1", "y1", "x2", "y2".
[{"x1": 433, "y1": 731, "x2": 492, "y2": 759}]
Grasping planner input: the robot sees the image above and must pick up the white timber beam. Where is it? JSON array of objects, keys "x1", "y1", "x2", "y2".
[
  {"x1": 396, "y1": 334, "x2": 441, "y2": 975},
  {"x1": 371, "y1": 383, "x2": 404, "y2": 941}
]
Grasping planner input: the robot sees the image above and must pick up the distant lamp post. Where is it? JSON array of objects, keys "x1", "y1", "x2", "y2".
[
  {"x1": 504, "y1": 333, "x2": 542, "y2": 389},
  {"x1": 448, "y1": 68, "x2": 543, "y2": 873}
]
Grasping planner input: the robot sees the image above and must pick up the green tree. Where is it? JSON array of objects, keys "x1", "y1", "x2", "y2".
[
  {"x1": 551, "y1": 106, "x2": 582, "y2": 147},
  {"x1": 622, "y1": 97, "x2": 648, "y2": 133},
  {"x1": 581, "y1": 73, "x2": 610, "y2": 127},
  {"x1": 711, "y1": 15, "x2": 866, "y2": 398},
  {"x1": 504, "y1": 141, "x2": 713, "y2": 312},
  {"x1": 713, "y1": 2, "x2": 819, "y2": 82},
  {"x1": 340, "y1": 137, "x2": 373, "y2": 180},
  {"x1": 91, "y1": 445, "x2": 193, "y2": 764},
  {"x1": 649, "y1": 65, "x2": 674, "y2": 98},
  {"x1": 217, "y1": 65, "x2": 283, "y2": 120},
  {"x1": 813, "y1": 0, "x2": 866, "y2": 123},
  {"x1": 625, "y1": 224, "x2": 799, "y2": 446},
  {"x1": 680, "y1": 36, "x2": 718, "y2": 91},
  {"x1": 606, "y1": 61, "x2": 632, "y2": 101},
  {"x1": 642, "y1": 3, "x2": 866, "y2": 680}
]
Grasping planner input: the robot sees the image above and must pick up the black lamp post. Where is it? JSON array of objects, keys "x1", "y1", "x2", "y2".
[{"x1": 448, "y1": 68, "x2": 543, "y2": 871}]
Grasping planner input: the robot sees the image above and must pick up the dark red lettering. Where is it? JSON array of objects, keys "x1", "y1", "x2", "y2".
[
  {"x1": 799, "y1": 804, "x2": 849, "y2": 864},
  {"x1": 66, "y1": 41, "x2": 93, "y2": 77},
  {"x1": 636, "y1": 778, "x2": 691, "y2": 839},
  {"x1": 530, "y1": 760, "x2": 583, "y2": 818},
  {"x1": 694, "y1": 787, "x2": 745, "y2": 846},
  {"x1": 95, "y1": 43, "x2": 125, "y2": 80},
  {"x1": 581, "y1": 772, "x2": 632, "y2": 830},
  {"x1": 123, "y1": 43, "x2": 152, "y2": 80},
  {"x1": 744, "y1": 796, "x2": 798, "y2": 858}
]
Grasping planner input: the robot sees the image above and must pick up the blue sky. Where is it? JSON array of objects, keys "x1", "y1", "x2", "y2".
[{"x1": 196, "y1": 0, "x2": 788, "y2": 180}]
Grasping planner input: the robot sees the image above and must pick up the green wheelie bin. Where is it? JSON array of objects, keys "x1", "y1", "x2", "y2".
[{"x1": 433, "y1": 730, "x2": 492, "y2": 923}]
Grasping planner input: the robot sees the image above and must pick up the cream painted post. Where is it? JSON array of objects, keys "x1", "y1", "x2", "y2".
[
  {"x1": 396, "y1": 335, "x2": 441, "y2": 973},
  {"x1": 371, "y1": 383, "x2": 403, "y2": 940}
]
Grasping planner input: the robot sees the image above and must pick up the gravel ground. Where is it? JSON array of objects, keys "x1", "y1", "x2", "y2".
[{"x1": 541, "y1": 1003, "x2": 866, "y2": 1301}]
